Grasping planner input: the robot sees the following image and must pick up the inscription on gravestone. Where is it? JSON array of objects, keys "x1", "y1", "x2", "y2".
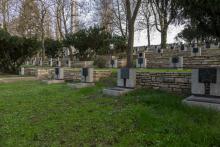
[
  {"x1": 55, "y1": 67, "x2": 59, "y2": 77},
  {"x1": 199, "y1": 68, "x2": 217, "y2": 95},
  {"x1": 111, "y1": 60, "x2": 115, "y2": 67},
  {"x1": 172, "y1": 57, "x2": 179, "y2": 64},
  {"x1": 121, "y1": 68, "x2": 129, "y2": 87},
  {"x1": 193, "y1": 48, "x2": 199, "y2": 53},
  {"x1": 138, "y1": 58, "x2": 144, "y2": 67},
  {"x1": 82, "y1": 68, "x2": 88, "y2": 78}
]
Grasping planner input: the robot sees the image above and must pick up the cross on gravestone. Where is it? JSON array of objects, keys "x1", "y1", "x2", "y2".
[
  {"x1": 199, "y1": 68, "x2": 217, "y2": 95},
  {"x1": 120, "y1": 68, "x2": 130, "y2": 87},
  {"x1": 82, "y1": 68, "x2": 89, "y2": 82}
]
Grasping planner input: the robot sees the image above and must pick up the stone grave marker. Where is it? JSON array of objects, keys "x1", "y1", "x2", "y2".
[
  {"x1": 103, "y1": 68, "x2": 136, "y2": 96},
  {"x1": 183, "y1": 68, "x2": 220, "y2": 111},
  {"x1": 170, "y1": 56, "x2": 183, "y2": 69},
  {"x1": 68, "y1": 68, "x2": 95, "y2": 88},
  {"x1": 136, "y1": 52, "x2": 147, "y2": 68},
  {"x1": 191, "y1": 47, "x2": 201, "y2": 56}
]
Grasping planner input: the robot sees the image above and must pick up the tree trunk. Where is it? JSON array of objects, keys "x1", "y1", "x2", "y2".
[
  {"x1": 127, "y1": 22, "x2": 134, "y2": 68},
  {"x1": 147, "y1": 18, "x2": 151, "y2": 47},
  {"x1": 161, "y1": 27, "x2": 168, "y2": 49}
]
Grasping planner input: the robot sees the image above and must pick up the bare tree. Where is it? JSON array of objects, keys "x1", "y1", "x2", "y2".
[
  {"x1": 125, "y1": 0, "x2": 142, "y2": 67},
  {"x1": 150, "y1": 0, "x2": 177, "y2": 49}
]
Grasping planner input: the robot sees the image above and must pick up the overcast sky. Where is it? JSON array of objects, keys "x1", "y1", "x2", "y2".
[{"x1": 134, "y1": 25, "x2": 184, "y2": 47}]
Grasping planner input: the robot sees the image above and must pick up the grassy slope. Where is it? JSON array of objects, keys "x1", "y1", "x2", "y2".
[{"x1": 0, "y1": 78, "x2": 219, "y2": 146}]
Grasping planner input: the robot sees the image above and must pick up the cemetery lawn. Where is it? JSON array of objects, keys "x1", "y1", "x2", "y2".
[{"x1": 0, "y1": 80, "x2": 220, "y2": 146}]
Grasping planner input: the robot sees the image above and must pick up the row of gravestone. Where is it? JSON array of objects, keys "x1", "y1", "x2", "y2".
[{"x1": 20, "y1": 66, "x2": 220, "y2": 107}]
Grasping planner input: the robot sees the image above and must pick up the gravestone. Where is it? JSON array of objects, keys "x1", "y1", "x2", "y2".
[
  {"x1": 81, "y1": 68, "x2": 94, "y2": 83},
  {"x1": 32, "y1": 58, "x2": 36, "y2": 66},
  {"x1": 38, "y1": 58, "x2": 43, "y2": 66},
  {"x1": 68, "y1": 68, "x2": 95, "y2": 88},
  {"x1": 54, "y1": 67, "x2": 64, "y2": 80},
  {"x1": 49, "y1": 58, "x2": 53, "y2": 67},
  {"x1": 103, "y1": 68, "x2": 136, "y2": 96},
  {"x1": 183, "y1": 68, "x2": 220, "y2": 110},
  {"x1": 136, "y1": 52, "x2": 147, "y2": 68},
  {"x1": 191, "y1": 47, "x2": 201, "y2": 56},
  {"x1": 20, "y1": 67, "x2": 25, "y2": 76},
  {"x1": 57, "y1": 60, "x2": 61, "y2": 67},
  {"x1": 117, "y1": 68, "x2": 136, "y2": 88},
  {"x1": 180, "y1": 44, "x2": 187, "y2": 51},
  {"x1": 109, "y1": 59, "x2": 118, "y2": 68},
  {"x1": 170, "y1": 56, "x2": 183, "y2": 69},
  {"x1": 66, "y1": 59, "x2": 71, "y2": 67}
]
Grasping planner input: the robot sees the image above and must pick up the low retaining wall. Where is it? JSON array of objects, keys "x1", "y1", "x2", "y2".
[
  {"x1": 24, "y1": 67, "x2": 192, "y2": 95},
  {"x1": 24, "y1": 67, "x2": 112, "y2": 82},
  {"x1": 137, "y1": 72, "x2": 191, "y2": 95}
]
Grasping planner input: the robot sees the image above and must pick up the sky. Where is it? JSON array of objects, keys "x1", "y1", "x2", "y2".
[{"x1": 134, "y1": 25, "x2": 184, "y2": 47}]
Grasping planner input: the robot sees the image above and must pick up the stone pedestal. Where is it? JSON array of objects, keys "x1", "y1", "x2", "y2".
[
  {"x1": 170, "y1": 56, "x2": 183, "y2": 69},
  {"x1": 103, "y1": 87, "x2": 133, "y2": 96},
  {"x1": 183, "y1": 68, "x2": 220, "y2": 110},
  {"x1": 68, "y1": 82, "x2": 95, "y2": 89},
  {"x1": 102, "y1": 68, "x2": 136, "y2": 96},
  {"x1": 191, "y1": 47, "x2": 201, "y2": 56}
]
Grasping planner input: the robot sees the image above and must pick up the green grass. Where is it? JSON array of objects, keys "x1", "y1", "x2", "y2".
[{"x1": 0, "y1": 79, "x2": 219, "y2": 146}]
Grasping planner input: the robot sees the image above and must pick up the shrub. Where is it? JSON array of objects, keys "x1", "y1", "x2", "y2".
[{"x1": 94, "y1": 56, "x2": 108, "y2": 68}]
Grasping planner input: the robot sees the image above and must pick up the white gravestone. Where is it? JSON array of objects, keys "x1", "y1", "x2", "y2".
[
  {"x1": 49, "y1": 58, "x2": 53, "y2": 67},
  {"x1": 136, "y1": 52, "x2": 147, "y2": 68},
  {"x1": 192, "y1": 68, "x2": 220, "y2": 97},
  {"x1": 117, "y1": 68, "x2": 136, "y2": 88},
  {"x1": 109, "y1": 59, "x2": 118, "y2": 68},
  {"x1": 191, "y1": 47, "x2": 202, "y2": 56},
  {"x1": 20, "y1": 67, "x2": 25, "y2": 76},
  {"x1": 54, "y1": 67, "x2": 64, "y2": 80},
  {"x1": 81, "y1": 68, "x2": 94, "y2": 83},
  {"x1": 170, "y1": 56, "x2": 183, "y2": 69}
]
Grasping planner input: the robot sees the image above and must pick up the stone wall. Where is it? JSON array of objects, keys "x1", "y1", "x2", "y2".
[
  {"x1": 23, "y1": 67, "x2": 111, "y2": 82},
  {"x1": 136, "y1": 72, "x2": 191, "y2": 95}
]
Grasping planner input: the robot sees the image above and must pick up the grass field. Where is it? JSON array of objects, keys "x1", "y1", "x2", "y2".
[{"x1": 0, "y1": 78, "x2": 219, "y2": 146}]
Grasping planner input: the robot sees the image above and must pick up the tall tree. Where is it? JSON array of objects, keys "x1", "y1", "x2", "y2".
[
  {"x1": 150, "y1": 0, "x2": 177, "y2": 49},
  {"x1": 17, "y1": 0, "x2": 41, "y2": 38},
  {"x1": 125, "y1": 0, "x2": 142, "y2": 67}
]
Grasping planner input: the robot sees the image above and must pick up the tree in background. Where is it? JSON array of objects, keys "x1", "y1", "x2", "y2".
[
  {"x1": 176, "y1": 0, "x2": 220, "y2": 39},
  {"x1": 150, "y1": 0, "x2": 178, "y2": 49},
  {"x1": 0, "y1": 29, "x2": 40, "y2": 73},
  {"x1": 125, "y1": 0, "x2": 142, "y2": 67},
  {"x1": 44, "y1": 38, "x2": 63, "y2": 58}
]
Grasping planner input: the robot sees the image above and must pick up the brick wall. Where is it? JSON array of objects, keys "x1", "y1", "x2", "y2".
[{"x1": 136, "y1": 72, "x2": 191, "y2": 95}]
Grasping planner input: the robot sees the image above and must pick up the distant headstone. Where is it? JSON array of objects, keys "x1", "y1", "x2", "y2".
[
  {"x1": 54, "y1": 67, "x2": 64, "y2": 80},
  {"x1": 81, "y1": 68, "x2": 94, "y2": 83},
  {"x1": 109, "y1": 59, "x2": 118, "y2": 68},
  {"x1": 49, "y1": 58, "x2": 53, "y2": 67},
  {"x1": 20, "y1": 67, "x2": 25, "y2": 76},
  {"x1": 170, "y1": 56, "x2": 183, "y2": 69},
  {"x1": 136, "y1": 52, "x2": 147, "y2": 68},
  {"x1": 191, "y1": 47, "x2": 201, "y2": 56}
]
